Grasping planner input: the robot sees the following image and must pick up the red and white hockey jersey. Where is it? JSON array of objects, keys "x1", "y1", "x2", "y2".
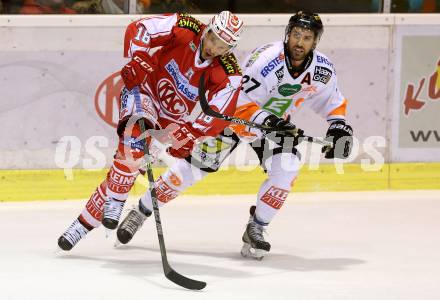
[{"x1": 123, "y1": 13, "x2": 242, "y2": 137}]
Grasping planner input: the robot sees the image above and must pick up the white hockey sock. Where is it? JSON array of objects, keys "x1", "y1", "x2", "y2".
[{"x1": 254, "y1": 153, "x2": 300, "y2": 225}]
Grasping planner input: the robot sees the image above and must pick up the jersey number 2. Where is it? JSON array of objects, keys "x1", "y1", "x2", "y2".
[{"x1": 241, "y1": 75, "x2": 261, "y2": 93}]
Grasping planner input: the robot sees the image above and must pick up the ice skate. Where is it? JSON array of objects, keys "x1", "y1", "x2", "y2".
[
  {"x1": 102, "y1": 197, "x2": 125, "y2": 230},
  {"x1": 116, "y1": 200, "x2": 152, "y2": 245},
  {"x1": 240, "y1": 206, "x2": 271, "y2": 260},
  {"x1": 58, "y1": 219, "x2": 90, "y2": 251}
]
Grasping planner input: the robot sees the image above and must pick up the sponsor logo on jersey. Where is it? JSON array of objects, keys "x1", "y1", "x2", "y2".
[
  {"x1": 184, "y1": 67, "x2": 194, "y2": 80},
  {"x1": 157, "y1": 78, "x2": 188, "y2": 117},
  {"x1": 95, "y1": 71, "x2": 124, "y2": 128},
  {"x1": 245, "y1": 44, "x2": 273, "y2": 67},
  {"x1": 278, "y1": 83, "x2": 301, "y2": 97},
  {"x1": 219, "y1": 54, "x2": 241, "y2": 75},
  {"x1": 275, "y1": 67, "x2": 284, "y2": 84},
  {"x1": 178, "y1": 14, "x2": 202, "y2": 34},
  {"x1": 165, "y1": 59, "x2": 198, "y2": 101},
  {"x1": 189, "y1": 41, "x2": 197, "y2": 52},
  {"x1": 302, "y1": 85, "x2": 318, "y2": 93},
  {"x1": 261, "y1": 53, "x2": 285, "y2": 77},
  {"x1": 262, "y1": 97, "x2": 293, "y2": 117},
  {"x1": 313, "y1": 66, "x2": 332, "y2": 84},
  {"x1": 316, "y1": 55, "x2": 334, "y2": 69}
]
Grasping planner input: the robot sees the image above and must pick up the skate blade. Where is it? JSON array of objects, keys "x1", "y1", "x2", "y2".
[
  {"x1": 105, "y1": 228, "x2": 113, "y2": 238},
  {"x1": 54, "y1": 247, "x2": 64, "y2": 255},
  {"x1": 114, "y1": 239, "x2": 122, "y2": 248},
  {"x1": 240, "y1": 243, "x2": 267, "y2": 261}
]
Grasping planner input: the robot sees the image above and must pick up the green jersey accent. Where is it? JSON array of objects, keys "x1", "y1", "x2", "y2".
[
  {"x1": 262, "y1": 97, "x2": 293, "y2": 117},
  {"x1": 278, "y1": 83, "x2": 301, "y2": 96}
]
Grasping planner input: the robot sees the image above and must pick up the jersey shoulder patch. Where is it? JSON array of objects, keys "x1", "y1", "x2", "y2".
[
  {"x1": 177, "y1": 13, "x2": 203, "y2": 34},
  {"x1": 245, "y1": 43, "x2": 275, "y2": 68},
  {"x1": 219, "y1": 53, "x2": 242, "y2": 76},
  {"x1": 259, "y1": 51, "x2": 285, "y2": 78},
  {"x1": 313, "y1": 51, "x2": 335, "y2": 85},
  {"x1": 315, "y1": 52, "x2": 335, "y2": 70}
]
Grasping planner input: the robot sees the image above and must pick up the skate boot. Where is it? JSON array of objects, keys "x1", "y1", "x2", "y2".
[
  {"x1": 58, "y1": 219, "x2": 91, "y2": 251},
  {"x1": 102, "y1": 197, "x2": 125, "y2": 230},
  {"x1": 241, "y1": 206, "x2": 271, "y2": 260},
  {"x1": 116, "y1": 200, "x2": 152, "y2": 244}
]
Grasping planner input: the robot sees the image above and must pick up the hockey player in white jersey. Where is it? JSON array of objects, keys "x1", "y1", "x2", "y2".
[{"x1": 116, "y1": 11, "x2": 353, "y2": 260}]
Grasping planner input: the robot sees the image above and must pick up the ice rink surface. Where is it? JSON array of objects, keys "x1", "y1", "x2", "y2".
[{"x1": 1, "y1": 190, "x2": 440, "y2": 300}]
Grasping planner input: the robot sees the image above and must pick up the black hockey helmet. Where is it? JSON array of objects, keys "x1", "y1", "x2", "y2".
[{"x1": 285, "y1": 11, "x2": 324, "y2": 41}]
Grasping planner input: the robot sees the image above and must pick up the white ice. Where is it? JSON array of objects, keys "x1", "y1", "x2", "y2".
[{"x1": 1, "y1": 190, "x2": 439, "y2": 300}]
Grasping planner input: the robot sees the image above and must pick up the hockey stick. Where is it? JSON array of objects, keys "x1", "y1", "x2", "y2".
[
  {"x1": 197, "y1": 73, "x2": 332, "y2": 148},
  {"x1": 133, "y1": 87, "x2": 207, "y2": 291}
]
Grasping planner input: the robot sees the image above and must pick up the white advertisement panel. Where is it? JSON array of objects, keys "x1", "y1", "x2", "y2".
[{"x1": 391, "y1": 25, "x2": 440, "y2": 162}]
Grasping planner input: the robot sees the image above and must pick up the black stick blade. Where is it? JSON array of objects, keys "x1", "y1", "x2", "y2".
[{"x1": 165, "y1": 269, "x2": 207, "y2": 290}]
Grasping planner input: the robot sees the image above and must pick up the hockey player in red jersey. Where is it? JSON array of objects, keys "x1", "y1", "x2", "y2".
[
  {"x1": 114, "y1": 11, "x2": 353, "y2": 260},
  {"x1": 57, "y1": 11, "x2": 245, "y2": 251}
]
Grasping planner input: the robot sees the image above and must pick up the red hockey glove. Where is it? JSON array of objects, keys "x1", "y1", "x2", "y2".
[
  {"x1": 166, "y1": 123, "x2": 204, "y2": 159},
  {"x1": 121, "y1": 51, "x2": 154, "y2": 90}
]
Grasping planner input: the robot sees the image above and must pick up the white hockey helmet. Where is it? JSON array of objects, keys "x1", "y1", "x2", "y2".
[{"x1": 208, "y1": 11, "x2": 244, "y2": 48}]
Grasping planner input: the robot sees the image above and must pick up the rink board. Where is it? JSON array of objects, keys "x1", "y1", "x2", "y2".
[
  {"x1": 1, "y1": 14, "x2": 440, "y2": 171},
  {"x1": 1, "y1": 163, "x2": 439, "y2": 202}
]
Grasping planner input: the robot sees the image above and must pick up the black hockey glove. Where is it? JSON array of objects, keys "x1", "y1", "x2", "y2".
[
  {"x1": 262, "y1": 114, "x2": 304, "y2": 138},
  {"x1": 322, "y1": 120, "x2": 353, "y2": 159}
]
